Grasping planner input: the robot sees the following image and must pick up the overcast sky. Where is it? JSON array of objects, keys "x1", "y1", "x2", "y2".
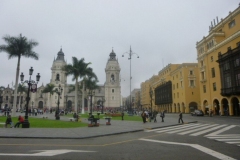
[{"x1": 0, "y1": 0, "x2": 239, "y2": 97}]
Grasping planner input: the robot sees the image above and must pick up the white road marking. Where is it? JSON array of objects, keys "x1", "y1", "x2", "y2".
[
  {"x1": 145, "y1": 123, "x2": 198, "y2": 132},
  {"x1": 226, "y1": 141, "x2": 240, "y2": 144},
  {"x1": 178, "y1": 124, "x2": 217, "y2": 135},
  {"x1": 167, "y1": 124, "x2": 211, "y2": 134},
  {"x1": 205, "y1": 125, "x2": 236, "y2": 136},
  {"x1": 0, "y1": 149, "x2": 96, "y2": 156},
  {"x1": 139, "y1": 138, "x2": 236, "y2": 160},
  {"x1": 190, "y1": 125, "x2": 227, "y2": 136},
  {"x1": 215, "y1": 139, "x2": 240, "y2": 141}
]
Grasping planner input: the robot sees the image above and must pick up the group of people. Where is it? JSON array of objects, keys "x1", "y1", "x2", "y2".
[
  {"x1": 141, "y1": 110, "x2": 184, "y2": 124},
  {"x1": 5, "y1": 115, "x2": 25, "y2": 128}
]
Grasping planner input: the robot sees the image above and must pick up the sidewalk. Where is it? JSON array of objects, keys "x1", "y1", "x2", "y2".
[{"x1": 0, "y1": 113, "x2": 197, "y2": 139}]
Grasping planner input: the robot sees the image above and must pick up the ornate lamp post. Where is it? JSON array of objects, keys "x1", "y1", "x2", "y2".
[
  {"x1": 55, "y1": 84, "x2": 63, "y2": 120},
  {"x1": 149, "y1": 87, "x2": 153, "y2": 115},
  {"x1": 20, "y1": 67, "x2": 40, "y2": 128},
  {"x1": 65, "y1": 95, "x2": 68, "y2": 111},
  {"x1": 101, "y1": 97, "x2": 105, "y2": 114},
  {"x1": 88, "y1": 90, "x2": 95, "y2": 113},
  {"x1": 122, "y1": 47, "x2": 139, "y2": 114}
]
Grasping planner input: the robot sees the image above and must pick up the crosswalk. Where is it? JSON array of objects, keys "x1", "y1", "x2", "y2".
[{"x1": 145, "y1": 123, "x2": 240, "y2": 147}]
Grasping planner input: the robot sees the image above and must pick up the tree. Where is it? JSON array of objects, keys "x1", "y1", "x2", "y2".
[
  {"x1": 0, "y1": 34, "x2": 39, "y2": 116},
  {"x1": 85, "y1": 76, "x2": 99, "y2": 113},
  {"x1": 17, "y1": 83, "x2": 27, "y2": 110},
  {"x1": 62, "y1": 57, "x2": 98, "y2": 112},
  {"x1": 42, "y1": 83, "x2": 55, "y2": 110}
]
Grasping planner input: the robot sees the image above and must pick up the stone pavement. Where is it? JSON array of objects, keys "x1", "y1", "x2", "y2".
[{"x1": 0, "y1": 113, "x2": 196, "y2": 139}]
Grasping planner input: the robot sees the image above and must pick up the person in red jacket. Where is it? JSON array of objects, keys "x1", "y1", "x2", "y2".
[{"x1": 14, "y1": 115, "x2": 24, "y2": 128}]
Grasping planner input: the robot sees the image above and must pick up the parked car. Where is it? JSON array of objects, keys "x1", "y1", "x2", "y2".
[{"x1": 191, "y1": 110, "x2": 204, "y2": 116}]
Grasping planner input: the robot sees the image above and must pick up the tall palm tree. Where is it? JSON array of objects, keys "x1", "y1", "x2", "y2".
[
  {"x1": 17, "y1": 83, "x2": 27, "y2": 110},
  {"x1": 0, "y1": 34, "x2": 39, "y2": 116},
  {"x1": 42, "y1": 83, "x2": 55, "y2": 110},
  {"x1": 62, "y1": 57, "x2": 98, "y2": 112},
  {"x1": 85, "y1": 76, "x2": 99, "y2": 113}
]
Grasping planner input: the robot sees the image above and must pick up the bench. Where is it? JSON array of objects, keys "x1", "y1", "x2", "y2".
[{"x1": 103, "y1": 117, "x2": 112, "y2": 125}]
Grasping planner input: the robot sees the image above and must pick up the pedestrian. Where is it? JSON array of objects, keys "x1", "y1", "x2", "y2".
[
  {"x1": 14, "y1": 115, "x2": 24, "y2": 128},
  {"x1": 160, "y1": 110, "x2": 165, "y2": 122},
  {"x1": 121, "y1": 111, "x2": 124, "y2": 121},
  {"x1": 178, "y1": 111, "x2": 184, "y2": 124},
  {"x1": 5, "y1": 115, "x2": 14, "y2": 128},
  {"x1": 153, "y1": 111, "x2": 157, "y2": 123},
  {"x1": 141, "y1": 111, "x2": 146, "y2": 123}
]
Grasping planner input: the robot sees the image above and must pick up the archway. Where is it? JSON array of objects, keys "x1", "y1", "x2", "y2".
[
  {"x1": 177, "y1": 103, "x2": 180, "y2": 112},
  {"x1": 221, "y1": 98, "x2": 229, "y2": 116},
  {"x1": 67, "y1": 100, "x2": 72, "y2": 111},
  {"x1": 213, "y1": 99, "x2": 220, "y2": 115},
  {"x1": 173, "y1": 103, "x2": 176, "y2": 113},
  {"x1": 181, "y1": 103, "x2": 185, "y2": 113},
  {"x1": 203, "y1": 100, "x2": 208, "y2": 114},
  {"x1": 231, "y1": 97, "x2": 240, "y2": 116},
  {"x1": 38, "y1": 101, "x2": 43, "y2": 109},
  {"x1": 189, "y1": 102, "x2": 197, "y2": 112}
]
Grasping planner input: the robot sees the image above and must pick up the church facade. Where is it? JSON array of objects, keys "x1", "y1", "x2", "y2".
[{"x1": 0, "y1": 49, "x2": 122, "y2": 112}]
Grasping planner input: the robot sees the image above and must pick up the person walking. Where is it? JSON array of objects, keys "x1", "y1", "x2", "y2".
[
  {"x1": 178, "y1": 111, "x2": 184, "y2": 124},
  {"x1": 121, "y1": 111, "x2": 124, "y2": 121},
  {"x1": 14, "y1": 115, "x2": 24, "y2": 128},
  {"x1": 160, "y1": 110, "x2": 165, "y2": 122},
  {"x1": 5, "y1": 115, "x2": 14, "y2": 128},
  {"x1": 153, "y1": 111, "x2": 158, "y2": 123}
]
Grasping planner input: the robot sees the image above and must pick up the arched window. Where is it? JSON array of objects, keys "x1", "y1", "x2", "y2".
[
  {"x1": 56, "y1": 74, "x2": 60, "y2": 81},
  {"x1": 111, "y1": 74, "x2": 115, "y2": 81}
]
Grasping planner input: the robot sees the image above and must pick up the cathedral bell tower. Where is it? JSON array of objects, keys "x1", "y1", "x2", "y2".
[{"x1": 104, "y1": 49, "x2": 121, "y2": 108}]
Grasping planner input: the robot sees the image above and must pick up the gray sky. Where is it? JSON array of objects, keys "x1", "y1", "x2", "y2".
[{"x1": 0, "y1": 0, "x2": 239, "y2": 97}]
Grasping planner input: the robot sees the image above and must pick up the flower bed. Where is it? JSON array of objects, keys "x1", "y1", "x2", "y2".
[{"x1": 105, "y1": 113, "x2": 121, "y2": 117}]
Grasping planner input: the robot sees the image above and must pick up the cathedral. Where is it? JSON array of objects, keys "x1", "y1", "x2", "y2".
[{"x1": 0, "y1": 49, "x2": 122, "y2": 112}]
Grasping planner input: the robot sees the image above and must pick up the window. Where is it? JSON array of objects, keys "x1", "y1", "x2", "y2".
[
  {"x1": 201, "y1": 60, "x2": 204, "y2": 67},
  {"x1": 174, "y1": 93, "x2": 175, "y2": 98},
  {"x1": 173, "y1": 84, "x2": 175, "y2": 90},
  {"x1": 224, "y1": 73, "x2": 231, "y2": 88},
  {"x1": 177, "y1": 92, "x2": 179, "y2": 98},
  {"x1": 211, "y1": 68, "x2": 215, "y2": 78},
  {"x1": 228, "y1": 19, "x2": 235, "y2": 28},
  {"x1": 234, "y1": 58, "x2": 240, "y2": 67},
  {"x1": 201, "y1": 72, "x2": 205, "y2": 80},
  {"x1": 211, "y1": 56, "x2": 213, "y2": 62},
  {"x1": 223, "y1": 62, "x2": 230, "y2": 71},
  {"x1": 98, "y1": 89, "x2": 101, "y2": 93},
  {"x1": 56, "y1": 74, "x2": 60, "y2": 81},
  {"x1": 203, "y1": 85, "x2": 206, "y2": 93},
  {"x1": 235, "y1": 72, "x2": 240, "y2": 86},
  {"x1": 213, "y1": 82, "x2": 216, "y2": 91},
  {"x1": 111, "y1": 74, "x2": 115, "y2": 81},
  {"x1": 181, "y1": 81, "x2": 183, "y2": 87},
  {"x1": 190, "y1": 80, "x2": 194, "y2": 87},
  {"x1": 190, "y1": 70, "x2": 193, "y2": 75},
  {"x1": 6, "y1": 96, "x2": 8, "y2": 101},
  {"x1": 177, "y1": 83, "x2": 178, "y2": 89},
  {"x1": 207, "y1": 40, "x2": 214, "y2": 49},
  {"x1": 112, "y1": 96, "x2": 114, "y2": 100},
  {"x1": 112, "y1": 89, "x2": 114, "y2": 93}
]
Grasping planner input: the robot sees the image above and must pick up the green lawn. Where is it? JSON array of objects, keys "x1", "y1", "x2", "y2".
[
  {"x1": 0, "y1": 116, "x2": 88, "y2": 128},
  {"x1": 67, "y1": 112, "x2": 143, "y2": 121}
]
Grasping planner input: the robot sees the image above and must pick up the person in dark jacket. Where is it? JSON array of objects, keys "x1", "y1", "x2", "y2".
[
  {"x1": 178, "y1": 111, "x2": 184, "y2": 123},
  {"x1": 5, "y1": 115, "x2": 13, "y2": 128},
  {"x1": 160, "y1": 110, "x2": 165, "y2": 122}
]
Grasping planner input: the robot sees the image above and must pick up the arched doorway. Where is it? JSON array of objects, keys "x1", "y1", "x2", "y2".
[
  {"x1": 189, "y1": 102, "x2": 197, "y2": 112},
  {"x1": 203, "y1": 100, "x2": 208, "y2": 114},
  {"x1": 177, "y1": 103, "x2": 180, "y2": 112},
  {"x1": 38, "y1": 101, "x2": 43, "y2": 109},
  {"x1": 213, "y1": 99, "x2": 220, "y2": 115},
  {"x1": 173, "y1": 103, "x2": 176, "y2": 113},
  {"x1": 181, "y1": 103, "x2": 185, "y2": 113},
  {"x1": 221, "y1": 98, "x2": 229, "y2": 116},
  {"x1": 231, "y1": 97, "x2": 239, "y2": 116},
  {"x1": 67, "y1": 100, "x2": 72, "y2": 111}
]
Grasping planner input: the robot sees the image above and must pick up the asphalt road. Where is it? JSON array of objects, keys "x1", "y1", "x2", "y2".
[{"x1": 0, "y1": 114, "x2": 239, "y2": 160}]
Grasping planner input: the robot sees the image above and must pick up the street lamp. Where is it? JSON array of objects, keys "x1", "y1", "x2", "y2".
[
  {"x1": 101, "y1": 97, "x2": 105, "y2": 114},
  {"x1": 65, "y1": 95, "x2": 68, "y2": 111},
  {"x1": 20, "y1": 67, "x2": 40, "y2": 128},
  {"x1": 122, "y1": 46, "x2": 139, "y2": 114},
  {"x1": 55, "y1": 84, "x2": 63, "y2": 120},
  {"x1": 149, "y1": 87, "x2": 153, "y2": 115},
  {"x1": 88, "y1": 90, "x2": 95, "y2": 113}
]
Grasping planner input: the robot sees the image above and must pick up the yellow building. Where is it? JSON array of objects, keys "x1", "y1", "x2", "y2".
[
  {"x1": 170, "y1": 63, "x2": 200, "y2": 113},
  {"x1": 196, "y1": 5, "x2": 240, "y2": 116},
  {"x1": 140, "y1": 80, "x2": 150, "y2": 110}
]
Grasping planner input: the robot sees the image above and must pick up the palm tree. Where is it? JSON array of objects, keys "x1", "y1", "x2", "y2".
[
  {"x1": 42, "y1": 83, "x2": 55, "y2": 110},
  {"x1": 85, "y1": 76, "x2": 99, "y2": 113},
  {"x1": 17, "y1": 83, "x2": 27, "y2": 110},
  {"x1": 0, "y1": 34, "x2": 39, "y2": 116},
  {"x1": 62, "y1": 57, "x2": 98, "y2": 112}
]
